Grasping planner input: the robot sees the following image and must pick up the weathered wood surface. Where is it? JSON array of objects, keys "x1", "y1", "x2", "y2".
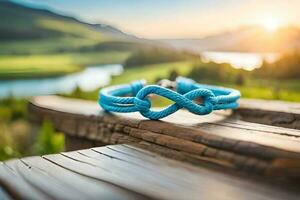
[
  {"x1": 28, "y1": 96, "x2": 300, "y2": 180},
  {"x1": 235, "y1": 99, "x2": 300, "y2": 129},
  {"x1": 0, "y1": 187, "x2": 11, "y2": 200},
  {"x1": 1, "y1": 144, "x2": 299, "y2": 200}
]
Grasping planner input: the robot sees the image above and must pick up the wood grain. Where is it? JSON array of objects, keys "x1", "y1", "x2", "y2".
[
  {"x1": 0, "y1": 187, "x2": 12, "y2": 200},
  {"x1": 27, "y1": 96, "x2": 300, "y2": 179},
  {"x1": 235, "y1": 99, "x2": 300, "y2": 129},
  {"x1": 1, "y1": 145, "x2": 299, "y2": 200}
]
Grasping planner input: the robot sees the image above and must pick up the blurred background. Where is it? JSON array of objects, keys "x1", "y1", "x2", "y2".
[{"x1": 0, "y1": 0, "x2": 299, "y2": 160}]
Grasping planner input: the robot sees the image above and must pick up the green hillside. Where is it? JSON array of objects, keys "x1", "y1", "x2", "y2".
[
  {"x1": 0, "y1": 1, "x2": 145, "y2": 78},
  {"x1": 0, "y1": 1, "x2": 193, "y2": 79},
  {"x1": 0, "y1": 1, "x2": 140, "y2": 55},
  {"x1": 0, "y1": 2, "x2": 100, "y2": 39}
]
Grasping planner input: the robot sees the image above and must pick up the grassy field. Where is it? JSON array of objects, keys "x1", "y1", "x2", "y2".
[
  {"x1": 112, "y1": 62, "x2": 300, "y2": 102},
  {"x1": 0, "y1": 98, "x2": 65, "y2": 161},
  {"x1": 0, "y1": 37, "x2": 101, "y2": 55},
  {"x1": 111, "y1": 61, "x2": 193, "y2": 84},
  {"x1": 0, "y1": 1, "x2": 135, "y2": 79},
  {"x1": 0, "y1": 51, "x2": 130, "y2": 79},
  {"x1": 71, "y1": 61, "x2": 300, "y2": 103},
  {"x1": 235, "y1": 80, "x2": 300, "y2": 102}
]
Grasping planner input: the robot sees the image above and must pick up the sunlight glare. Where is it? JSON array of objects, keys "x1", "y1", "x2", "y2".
[{"x1": 261, "y1": 17, "x2": 282, "y2": 32}]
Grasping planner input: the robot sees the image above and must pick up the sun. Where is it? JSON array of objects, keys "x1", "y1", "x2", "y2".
[{"x1": 261, "y1": 17, "x2": 282, "y2": 32}]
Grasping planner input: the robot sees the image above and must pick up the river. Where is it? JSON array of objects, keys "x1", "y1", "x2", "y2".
[
  {"x1": 201, "y1": 51, "x2": 277, "y2": 70},
  {"x1": 0, "y1": 51, "x2": 277, "y2": 98},
  {"x1": 0, "y1": 64, "x2": 123, "y2": 98}
]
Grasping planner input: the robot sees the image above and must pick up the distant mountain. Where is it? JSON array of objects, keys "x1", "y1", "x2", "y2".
[
  {"x1": 0, "y1": 1, "x2": 135, "y2": 41},
  {"x1": 161, "y1": 26, "x2": 300, "y2": 53},
  {"x1": 0, "y1": 0, "x2": 160, "y2": 55},
  {"x1": 91, "y1": 24, "x2": 138, "y2": 40},
  {"x1": 5, "y1": 1, "x2": 299, "y2": 54}
]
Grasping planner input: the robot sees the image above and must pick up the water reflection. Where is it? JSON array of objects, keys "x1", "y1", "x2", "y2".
[
  {"x1": 0, "y1": 64, "x2": 123, "y2": 98},
  {"x1": 201, "y1": 51, "x2": 278, "y2": 70}
]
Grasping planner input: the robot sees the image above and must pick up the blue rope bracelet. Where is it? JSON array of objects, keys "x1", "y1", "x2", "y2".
[{"x1": 99, "y1": 77, "x2": 241, "y2": 120}]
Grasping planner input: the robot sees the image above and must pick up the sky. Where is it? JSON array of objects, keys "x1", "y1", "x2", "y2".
[{"x1": 14, "y1": 0, "x2": 300, "y2": 39}]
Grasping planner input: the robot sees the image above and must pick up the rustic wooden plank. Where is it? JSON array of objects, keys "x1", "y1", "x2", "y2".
[
  {"x1": 78, "y1": 148, "x2": 205, "y2": 186},
  {"x1": 29, "y1": 96, "x2": 300, "y2": 152},
  {"x1": 65, "y1": 135, "x2": 100, "y2": 151},
  {"x1": 0, "y1": 161, "x2": 50, "y2": 200},
  {"x1": 0, "y1": 187, "x2": 12, "y2": 200},
  {"x1": 238, "y1": 99, "x2": 300, "y2": 115},
  {"x1": 235, "y1": 99, "x2": 300, "y2": 129},
  {"x1": 135, "y1": 114, "x2": 300, "y2": 156},
  {"x1": 28, "y1": 96, "x2": 300, "y2": 178},
  {"x1": 1, "y1": 157, "x2": 148, "y2": 200},
  {"x1": 51, "y1": 152, "x2": 187, "y2": 200},
  {"x1": 22, "y1": 156, "x2": 145, "y2": 200},
  {"x1": 8, "y1": 159, "x2": 86, "y2": 200},
  {"x1": 1, "y1": 145, "x2": 299, "y2": 200},
  {"x1": 91, "y1": 145, "x2": 241, "y2": 179}
]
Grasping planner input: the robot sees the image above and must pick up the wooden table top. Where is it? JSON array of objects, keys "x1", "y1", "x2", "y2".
[
  {"x1": 1, "y1": 96, "x2": 300, "y2": 200},
  {"x1": 1, "y1": 144, "x2": 299, "y2": 200}
]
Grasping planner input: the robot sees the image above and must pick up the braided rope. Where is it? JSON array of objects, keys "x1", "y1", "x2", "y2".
[{"x1": 99, "y1": 77, "x2": 241, "y2": 120}]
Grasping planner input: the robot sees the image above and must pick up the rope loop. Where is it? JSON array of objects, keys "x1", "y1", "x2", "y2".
[
  {"x1": 134, "y1": 97, "x2": 151, "y2": 113},
  {"x1": 99, "y1": 77, "x2": 241, "y2": 120},
  {"x1": 130, "y1": 80, "x2": 145, "y2": 95}
]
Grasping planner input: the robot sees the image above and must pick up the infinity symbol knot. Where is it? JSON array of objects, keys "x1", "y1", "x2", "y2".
[
  {"x1": 133, "y1": 97, "x2": 151, "y2": 112},
  {"x1": 133, "y1": 85, "x2": 216, "y2": 120}
]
